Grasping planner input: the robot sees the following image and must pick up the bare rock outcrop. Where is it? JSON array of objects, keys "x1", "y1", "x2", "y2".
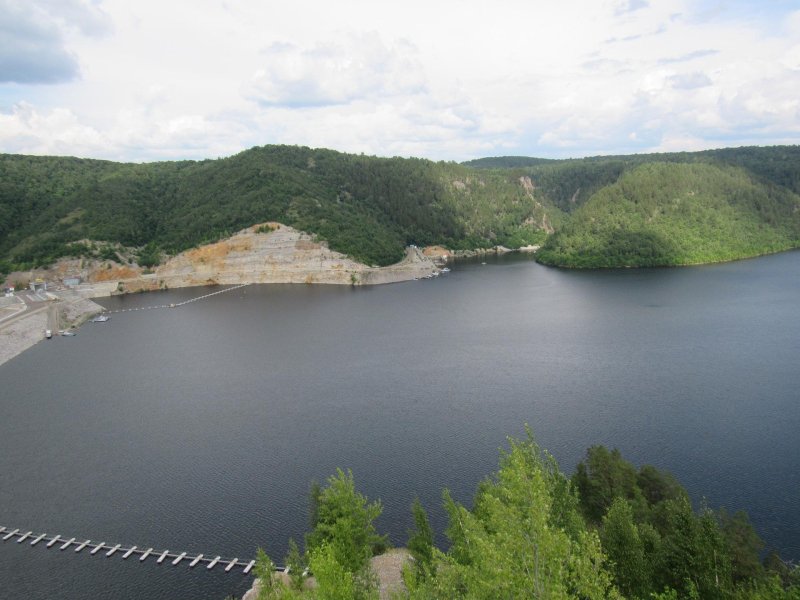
[
  {"x1": 4, "y1": 224, "x2": 441, "y2": 297},
  {"x1": 113, "y1": 224, "x2": 440, "y2": 293}
]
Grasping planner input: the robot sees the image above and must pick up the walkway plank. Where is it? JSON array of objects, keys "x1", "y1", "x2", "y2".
[
  {"x1": 90, "y1": 542, "x2": 106, "y2": 555},
  {"x1": 0, "y1": 521, "x2": 285, "y2": 576}
]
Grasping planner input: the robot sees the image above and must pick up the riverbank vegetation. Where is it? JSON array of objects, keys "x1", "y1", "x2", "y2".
[
  {"x1": 3, "y1": 145, "x2": 798, "y2": 275},
  {"x1": 250, "y1": 430, "x2": 799, "y2": 599}
]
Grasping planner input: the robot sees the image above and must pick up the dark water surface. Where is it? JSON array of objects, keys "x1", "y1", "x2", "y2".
[{"x1": 1, "y1": 252, "x2": 799, "y2": 599}]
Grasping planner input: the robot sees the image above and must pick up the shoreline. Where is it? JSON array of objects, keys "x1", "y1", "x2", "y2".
[
  {"x1": 0, "y1": 291, "x2": 105, "y2": 367},
  {"x1": 0, "y1": 227, "x2": 441, "y2": 367},
  {"x1": 27, "y1": 225, "x2": 444, "y2": 297}
]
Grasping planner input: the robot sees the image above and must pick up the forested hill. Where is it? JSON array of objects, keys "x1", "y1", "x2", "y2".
[
  {"x1": 1, "y1": 144, "x2": 799, "y2": 274},
  {"x1": 466, "y1": 146, "x2": 800, "y2": 268},
  {"x1": 0, "y1": 145, "x2": 554, "y2": 273}
]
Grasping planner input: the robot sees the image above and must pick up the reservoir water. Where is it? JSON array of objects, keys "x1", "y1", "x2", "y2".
[{"x1": 1, "y1": 252, "x2": 799, "y2": 599}]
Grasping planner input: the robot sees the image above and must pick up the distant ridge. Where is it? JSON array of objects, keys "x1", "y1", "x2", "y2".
[
  {"x1": 461, "y1": 156, "x2": 556, "y2": 169},
  {"x1": 2, "y1": 144, "x2": 799, "y2": 276}
]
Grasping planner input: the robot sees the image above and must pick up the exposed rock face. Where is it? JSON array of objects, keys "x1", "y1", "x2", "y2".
[
  {"x1": 4, "y1": 224, "x2": 440, "y2": 297},
  {"x1": 422, "y1": 245, "x2": 452, "y2": 266},
  {"x1": 106, "y1": 224, "x2": 440, "y2": 293},
  {"x1": 519, "y1": 175, "x2": 535, "y2": 193}
]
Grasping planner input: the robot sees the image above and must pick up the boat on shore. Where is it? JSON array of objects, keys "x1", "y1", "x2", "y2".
[{"x1": 91, "y1": 315, "x2": 110, "y2": 322}]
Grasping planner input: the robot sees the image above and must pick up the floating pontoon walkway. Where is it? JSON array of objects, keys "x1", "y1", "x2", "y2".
[
  {"x1": 0, "y1": 525, "x2": 275, "y2": 575},
  {"x1": 104, "y1": 283, "x2": 249, "y2": 314}
]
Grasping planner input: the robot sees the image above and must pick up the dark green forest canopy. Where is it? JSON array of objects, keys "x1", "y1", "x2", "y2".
[
  {"x1": 0, "y1": 145, "x2": 554, "y2": 271},
  {"x1": 535, "y1": 161, "x2": 800, "y2": 268},
  {"x1": 465, "y1": 146, "x2": 800, "y2": 268},
  {"x1": 466, "y1": 145, "x2": 800, "y2": 212},
  {"x1": 1, "y1": 144, "x2": 799, "y2": 273}
]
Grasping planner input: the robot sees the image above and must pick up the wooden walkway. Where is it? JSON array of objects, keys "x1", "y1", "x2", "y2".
[
  {"x1": 0, "y1": 525, "x2": 278, "y2": 575},
  {"x1": 104, "y1": 284, "x2": 249, "y2": 315}
]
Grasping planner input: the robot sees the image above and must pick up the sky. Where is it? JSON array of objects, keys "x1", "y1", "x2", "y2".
[{"x1": 1, "y1": 0, "x2": 799, "y2": 163}]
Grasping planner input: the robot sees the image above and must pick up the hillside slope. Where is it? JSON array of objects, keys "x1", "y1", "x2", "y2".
[
  {"x1": 535, "y1": 162, "x2": 800, "y2": 267},
  {"x1": 0, "y1": 146, "x2": 555, "y2": 273},
  {"x1": 2, "y1": 145, "x2": 800, "y2": 274}
]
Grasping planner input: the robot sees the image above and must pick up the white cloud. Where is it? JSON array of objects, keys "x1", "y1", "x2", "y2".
[
  {"x1": 244, "y1": 33, "x2": 426, "y2": 108},
  {"x1": 668, "y1": 72, "x2": 712, "y2": 90},
  {"x1": 0, "y1": 0, "x2": 799, "y2": 161},
  {"x1": 0, "y1": 101, "x2": 106, "y2": 154},
  {"x1": 611, "y1": 0, "x2": 649, "y2": 17},
  {"x1": 0, "y1": 101, "x2": 249, "y2": 161}
]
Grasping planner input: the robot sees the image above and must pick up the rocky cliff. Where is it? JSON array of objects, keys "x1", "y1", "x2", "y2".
[
  {"x1": 5, "y1": 223, "x2": 442, "y2": 296},
  {"x1": 99, "y1": 224, "x2": 440, "y2": 294}
]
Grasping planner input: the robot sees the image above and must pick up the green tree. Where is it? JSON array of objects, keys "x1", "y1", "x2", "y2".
[
  {"x1": 308, "y1": 541, "x2": 379, "y2": 600},
  {"x1": 255, "y1": 547, "x2": 286, "y2": 600},
  {"x1": 407, "y1": 497, "x2": 434, "y2": 579},
  {"x1": 652, "y1": 498, "x2": 732, "y2": 599},
  {"x1": 763, "y1": 551, "x2": 800, "y2": 590},
  {"x1": 601, "y1": 497, "x2": 651, "y2": 598},
  {"x1": 408, "y1": 430, "x2": 620, "y2": 599},
  {"x1": 637, "y1": 464, "x2": 687, "y2": 507},
  {"x1": 305, "y1": 468, "x2": 387, "y2": 573},
  {"x1": 284, "y1": 538, "x2": 306, "y2": 591},
  {"x1": 573, "y1": 445, "x2": 646, "y2": 524},
  {"x1": 308, "y1": 543, "x2": 356, "y2": 600},
  {"x1": 720, "y1": 509, "x2": 765, "y2": 583},
  {"x1": 137, "y1": 241, "x2": 161, "y2": 268}
]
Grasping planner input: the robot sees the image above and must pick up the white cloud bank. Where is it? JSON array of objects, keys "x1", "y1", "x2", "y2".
[{"x1": 0, "y1": 0, "x2": 798, "y2": 162}]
